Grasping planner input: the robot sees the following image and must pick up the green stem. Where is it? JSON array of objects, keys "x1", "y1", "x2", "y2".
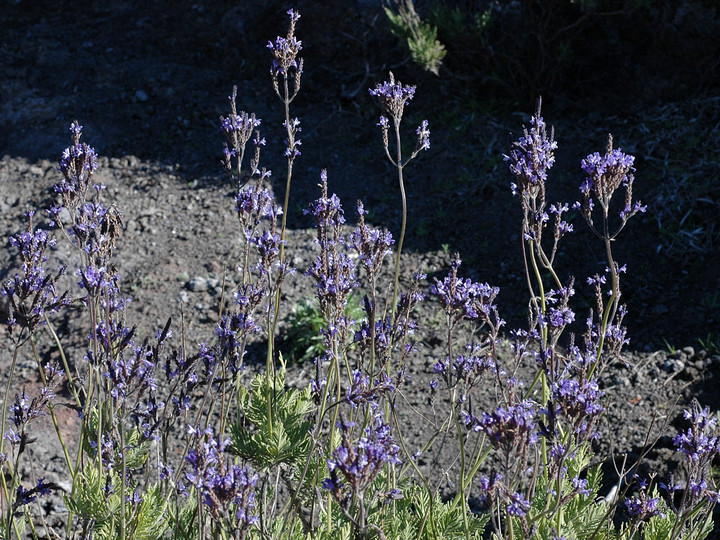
[
  {"x1": 120, "y1": 408, "x2": 127, "y2": 540},
  {"x1": 43, "y1": 317, "x2": 82, "y2": 408},
  {"x1": 31, "y1": 340, "x2": 74, "y2": 477},
  {"x1": 390, "y1": 122, "x2": 406, "y2": 327},
  {"x1": 0, "y1": 344, "x2": 20, "y2": 517},
  {"x1": 454, "y1": 414, "x2": 471, "y2": 539}
]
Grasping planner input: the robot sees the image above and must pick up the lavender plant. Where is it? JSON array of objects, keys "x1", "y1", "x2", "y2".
[{"x1": 1, "y1": 7, "x2": 718, "y2": 540}]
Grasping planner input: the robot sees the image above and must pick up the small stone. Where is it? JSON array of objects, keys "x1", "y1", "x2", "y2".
[
  {"x1": 663, "y1": 359, "x2": 684, "y2": 373},
  {"x1": 681, "y1": 346, "x2": 695, "y2": 358},
  {"x1": 613, "y1": 375, "x2": 631, "y2": 387},
  {"x1": 59, "y1": 206, "x2": 72, "y2": 225},
  {"x1": 135, "y1": 90, "x2": 149, "y2": 102},
  {"x1": 187, "y1": 276, "x2": 208, "y2": 292},
  {"x1": 207, "y1": 277, "x2": 220, "y2": 289}
]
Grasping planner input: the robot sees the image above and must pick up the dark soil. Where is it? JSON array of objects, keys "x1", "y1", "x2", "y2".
[{"x1": 1, "y1": 0, "x2": 720, "y2": 536}]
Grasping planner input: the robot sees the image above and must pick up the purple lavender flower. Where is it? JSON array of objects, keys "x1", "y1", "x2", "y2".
[
  {"x1": 105, "y1": 341, "x2": 158, "y2": 403},
  {"x1": 433, "y1": 342, "x2": 497, "y2": 389},
  {"x1": 431, "y1": 254, "x2": 500, "y2": 326},
  {"x1": 282, "y1": 116, "x2": 302, "y2": 157},
  {"x1": 625, "y1": 477, "x2": 664, "y2": 522},
  {"x1": 13, "y1": 478, "x2": 53, "y2": 511},
  {"x1": 476, "y1": 399, "x2": 538, "y2": 451},
  {"x1": 354, "y1": 314, "x2": 393, "y2": 362},
  {"x1": 5, "y1": 374, "x2": 61, "y2": 452},
  {"x1": 415, "y1": 119, "x2": 431, "y2": 151},
  {"x1": 348, "y1": 201, "x2": 394, "y2": 281},
  {"x1": 503, "y1": 100, "x2": 557, "y2": 197},
  {"x1": 2, "y1": 220, "x2": 70, "y2": 335},
  {"x1": 552, "y1": 378, "x2": 604, "y2": 419},
  {"x1": 344, "y1": 369, "x2": 396, "y2": 409},
  {"x1": 221, "y1": 102, "x2": 261, "y2": 139},
  {"x1": 220, "y1": 86, "x2": 269, "y2": 188},
  {"x1": 184, "y1": 426, "x2": 258, "y2": 529},
  {"x1": 579, "y1": 134, "x2": 646, "y2": 232},
  {"x1": 324, "y1": 413, "x2": 401, "y2": 498},
  {"x1": 305, "y1": 171, "x2": 358, "y2": 313},
  {"x1": 369, "y1": 72, "x2": 416, "y2": 123},
  {"x1": 268, "y1": 9, "x2": 303, "y2": 78},
  {"x1": 673, "y1": 403, "x2": 720, "y2": 463},
  {"x1": 55, "y1": 121, "x2": 98, "y2": 200},
  {"x1": 507, "y1": 491, "x2": 531, "y2": 517}
]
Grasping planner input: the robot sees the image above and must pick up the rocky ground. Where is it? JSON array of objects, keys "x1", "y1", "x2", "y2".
[{"x1": 1, "y1": 0, "x2": 720, "y2": 536}]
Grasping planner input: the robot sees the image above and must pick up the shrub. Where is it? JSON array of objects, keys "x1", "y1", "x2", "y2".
[{"x1": 1, "y1": 7, "x2": 718, "y2": 540}]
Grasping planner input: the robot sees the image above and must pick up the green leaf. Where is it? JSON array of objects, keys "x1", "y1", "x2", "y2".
[
  {"x1": 128, "y1": 483, "x2": 169, "y2": 540},
  {"x1": 229, "y1": 366, "x2": 314, "y2": 470}
]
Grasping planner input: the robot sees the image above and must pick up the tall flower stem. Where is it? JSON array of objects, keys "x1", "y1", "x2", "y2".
[
  {"x1": 0, "y1": 345, "x2": 20, "y2": 520},
  {"x1": 391, "y1": 122, "x2": 406, "y2": 327}
]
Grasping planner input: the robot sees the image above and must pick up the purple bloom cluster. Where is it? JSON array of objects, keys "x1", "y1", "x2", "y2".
[
  {"x1": 13, "y1": 478, "x2": 53, "y2": 512},
  {"x1": 348, "y1": 201, "x2": 394, "y2": 284},
  {"x1": 471, "y1": 398, "x2": 538, "y2": 452},
  {"x1": 305, "y1": 171, "x2": 357, "y2": 315},
  {"x1": 5, "y1": 367, "x2": 62, "y2": 453},
  {"x1": 185, "y1": 426, "x2": 258, "y2": 530},
  {"x1": 541, "y1": 284, "x2": 576, "y2": 330},
  {"x1": 2, "y1": 217, "x2": 70, "y2": 336},
  {"x1": 55, "y1": 121, "x2": 99, "y2": 201},
  {"x1": 215, "y1": 284, "x2": 265, "y2": 374},
  {"x1": 267, "y1": 9, "x2": 303, "y2": 79},
  {"x1": 282, "y1": 116, "x2": 302, "y2": 158},
  {"x1": 353, "y1": 272, "x2": 425, "y2": 375},
  {"x1": 415, "y1": 119, "x2": 431, "y2": 151},
  {"x1": 478, "y1": 472, "x2": 531, "y2": 521},
  {"x1": 432, "y1": 341, "x2": 498, "y2": 390},
  {"x1": 581, "y1": 145, "x2": 634, "y2": 206},
  {"x1": 369, "y1": 72, "x2": 416, "y2": 123},
  {"x1": 323, "y1": 413, "x2": 401, "y2": 502},
  {"x1": 220, "y1": 86, "x2": 266, "y2": 188},
  {"x1": 106, "y1": 339, "x2": 159, "y2": 403},
  {"x1": 369, "y1": 72, "x2": 430, "y2": 165},
  {"x1": 551, "y1": 376, "x2": 604, "y2": 440},
  {"x1": 673, "y1": 403, "x2": 720, "y2": 463},
  {"x1": 354, "y1": 313, "x2": 393, "y2": 361},
  {"x1": 344, "y1": 369, "x2": 397, "y2": 409},
  {"x1": 230, "y1": 182, "x2": 293, "y2": 338},
  {"x1": 503, "y1": 100, "x2": 557, "y2": 198},
  {"x1": 578, "y1": 135, "x2": 646, "y2": 234},
  {"x1": 221, "y1": 107, "x2": 261, "y2": 139},
  {"x1": 460, "y1": 379, "x2": 539, "y2": 484},
  {"x1": 431, "y1": 254, "x2": 500, "y2": 327},
  {"x1": 625, "y1": 477, "x2": 664, "y2": 522}
]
